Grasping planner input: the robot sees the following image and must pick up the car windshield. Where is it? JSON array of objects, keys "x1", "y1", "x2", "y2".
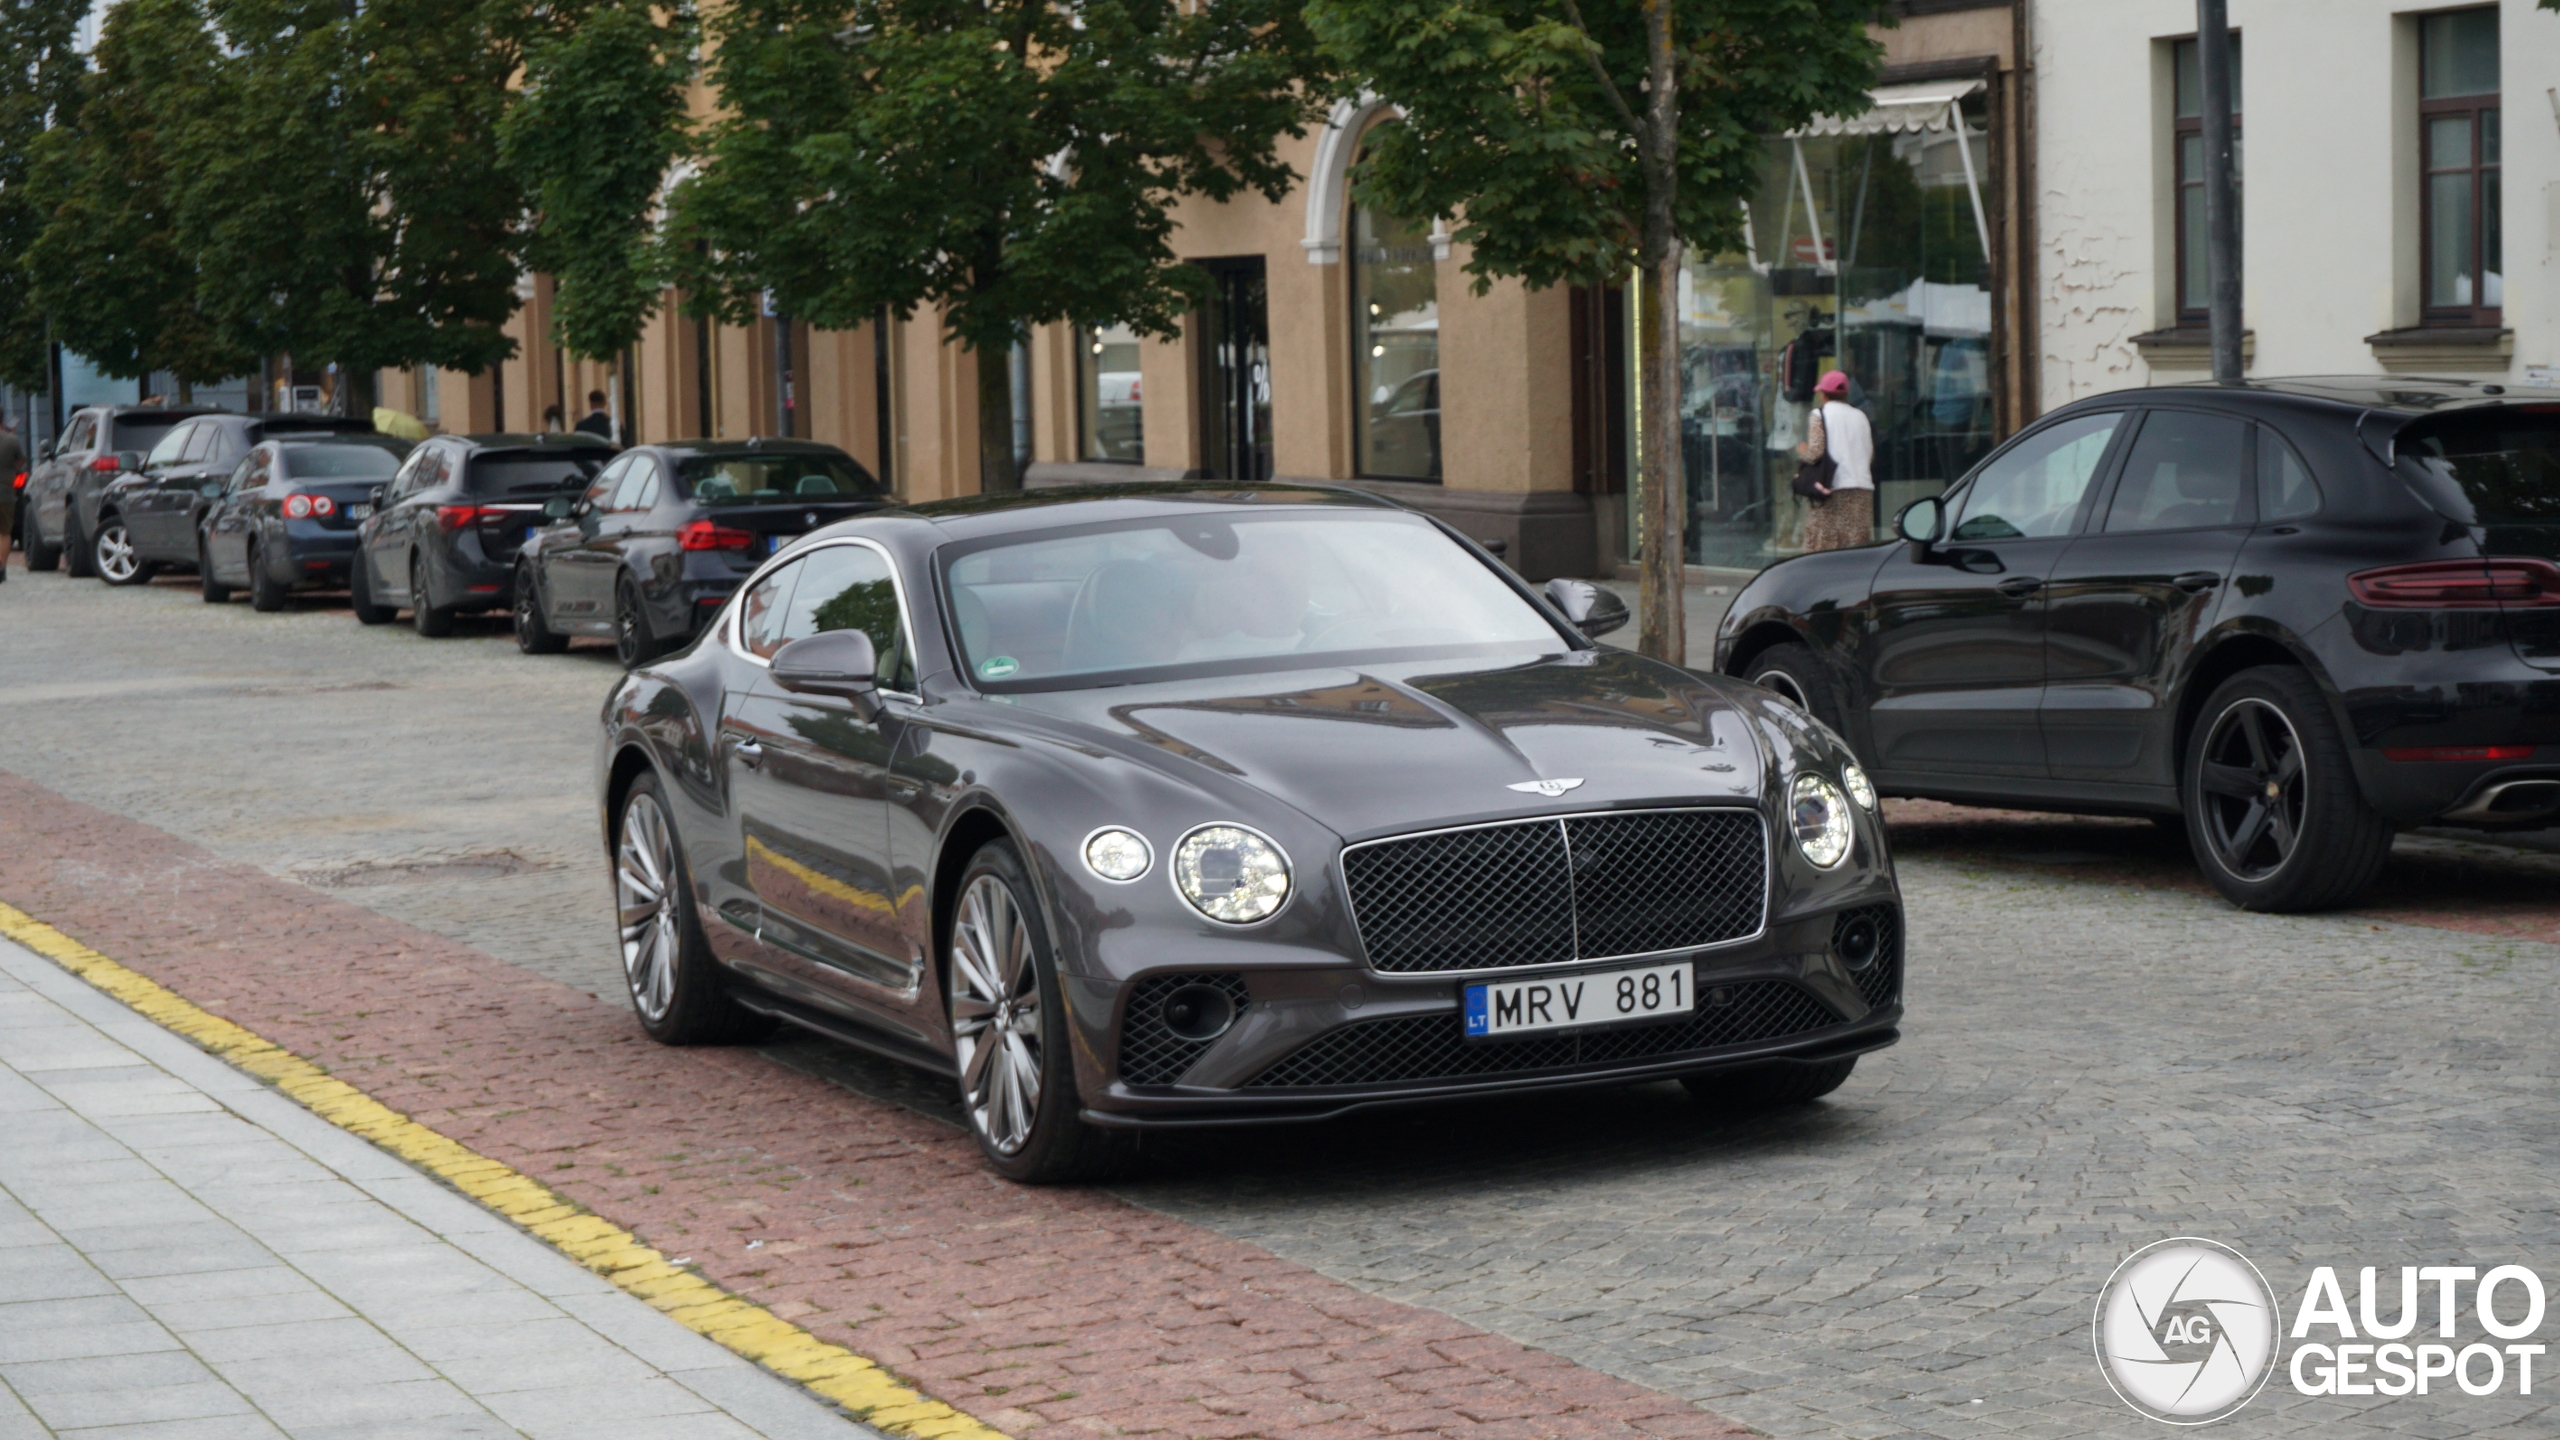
[
  {"x1": 940, "y1": 510, "x2": 1565, "y2": 690},
  {"x1": 465, "y1": 453, "x2": 604, "y2": 497},
  {"x1": 680, "y1": 452, "x2": 882, "y2": 504},
  {"x1": 2396, "y1": 411, "x2": 2560, "y2": 525},
  {"x1": 280, "y1": 442, "x2": 406, "y2": 479}
]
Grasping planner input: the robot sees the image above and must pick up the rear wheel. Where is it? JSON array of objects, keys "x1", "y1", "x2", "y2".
[
  {"x1": 93, "y1": 517, "x2": 154, "y2": 585},
  {"x1": 2182, "y1": 666, "x2": 2391, "y2": 911},
  {"x1": 248, "y1": 542, "x2": 287, "y2": 612},
  {"x1": 513, "y1": 565, "x2": 569, "y2": 654},
  {"x1": 1746, "y1": 641, "x2": 1851, "y2": 742},
  {"x1": 614, "y1": 773, "x2": 775, "y2": 1045},
  {"x1": 409, "y1": 552, "x2": 454, "y2": 636},
  {"x1": 25, "y1": 510, "x2": 61, "y2": 571},
  {"x1": 63, "y1": 513, "x2": 95, "y2": 577},
  {"x1": 349, "y1": 551, "x2": 394, "y2": 624},
  {"x1": 197, "y1": 538, "x2": 232, "y2": 603},
  {"x1": 1682, "y1": 1057, "x2": 1858, "y2": 1109},
  {"x1": 613, "y1": 577, "x2": 658, "y2": 668},
  {"x1": 946, "y1": 840, "x2": 1136, "y2": 1182}
]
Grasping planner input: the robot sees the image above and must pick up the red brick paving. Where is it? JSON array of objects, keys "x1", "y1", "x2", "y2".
[{"x1": 0, "y1": 769, "x2": 1749, "y2": 1440}]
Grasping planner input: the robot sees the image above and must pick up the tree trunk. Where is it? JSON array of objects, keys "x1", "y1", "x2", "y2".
[
  {"x1": 1633, "y1": 0, "x2": 1686, "y2": 666},
  {"x1": 175, "y1": 377, "x2": 193, "y2": 405},
  {"x1": 341, "y1": 365, "x2": 378, "y2": 420},
  {"x1": 976, "y1": 338, "x2": 1019, "y2": 494}
]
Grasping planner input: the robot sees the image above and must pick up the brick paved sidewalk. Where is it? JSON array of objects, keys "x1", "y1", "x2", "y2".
[
  {"x1": 0, "y1": 770, "x2": 1747, "y2": 1440},
  {"x1": 0, "y1": 936, "x2": 874, "y2": 1440}
]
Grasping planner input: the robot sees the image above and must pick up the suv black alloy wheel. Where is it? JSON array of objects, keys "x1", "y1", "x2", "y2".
[{"x1": 2182, "y1": 666, "x2": 2392, "y2": 911}]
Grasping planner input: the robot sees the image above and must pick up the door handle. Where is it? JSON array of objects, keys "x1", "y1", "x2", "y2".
[
  {"x1": 2172, "y1": 571, "x2": 2222, "y2": 593},
  {"x1": 1995, "y1": 576, "x2": 2043, "y2": 597},
  {"x1": 733, "y1": 736, "x2": 764, "y2": 769}
]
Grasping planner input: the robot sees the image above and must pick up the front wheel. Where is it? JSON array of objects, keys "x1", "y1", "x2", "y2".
[
  {"x1": 349, "y1": 551, "x2": 394, "y2": 624},
  {"x1": 514, "y1": 566, "x2": 568, "y2": 654},
  {"x1": 614, "y1": 773, "x2": 776, "y2": 1045},
  {"x1": 2182, "y1": 666, "x2": 2391, "y2": 911},
  {"x1": 94, "y1": 518, "x2": 155, "y2": 586},
  {"x1": 1746, "y1": 641, "x2": 1852, "y2": 744},
  {"x1": 946, "y1": 840, "x2": 1135, "y2": 1182}
]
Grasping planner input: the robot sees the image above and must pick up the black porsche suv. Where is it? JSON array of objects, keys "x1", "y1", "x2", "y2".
[{"x1": 1716, "y1": 377, "x2": 2559, "y2": 912}]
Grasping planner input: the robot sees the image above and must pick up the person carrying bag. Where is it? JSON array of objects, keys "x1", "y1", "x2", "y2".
[{"x1": 1794, "y1": 369, "x2": 1875, "y2": 552}]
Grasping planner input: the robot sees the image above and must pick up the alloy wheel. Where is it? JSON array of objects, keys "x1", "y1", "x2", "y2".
[
  {"x1": 2196, "y1": 697, "x2": 2306, "y2": 881},
  {"x1": 1757, "y1": 670, "x2": 1810, "y2": 708},
  {"x1": 95, "y1": 523, "x2": 139, "y2": 582},
  {"x1": 614, "y1": 791, "x2": 683, "y2": 1023},
  {"x1": 949, "y1": 873, "x2": 1043, "y2": 1155}
]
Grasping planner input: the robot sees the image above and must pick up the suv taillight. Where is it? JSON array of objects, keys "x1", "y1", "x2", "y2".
[
  {"x1": 435, "y1": 504, "x2": 488, "y2": 531},
  {"x1": 679, "y1": 519, "x2": 755, "y2": 551},
  {"x1": 2347, "y1": 558, "x2": 2560, "y2": 609},
  {"x1": 87, "y1": 455, "x2": 120, "y2": 473}
]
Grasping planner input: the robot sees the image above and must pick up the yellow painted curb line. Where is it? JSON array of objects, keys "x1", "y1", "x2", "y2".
[{"x1": 0, "y1": 901, "x2": 1009, "y2": 1440}]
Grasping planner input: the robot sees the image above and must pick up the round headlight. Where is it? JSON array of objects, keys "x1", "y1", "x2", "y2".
[
  {"x1": 1789, "y1": 773, "x2": 1853, "y2": 869},
  {"x1": 1841, "y1": 762, "x2": 1877, "y2": 811},
  {"x1": 1172, "y1": 824, "x2": 1290, "y2": 924},
  {"x1": 1082, "y1": 827, "x2": 1152, "y2": 882}
]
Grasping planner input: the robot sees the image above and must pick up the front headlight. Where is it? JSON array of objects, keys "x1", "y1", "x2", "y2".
[
  {"x1": 1789, "y1": 773, "x2": 1853, "y2": 869},
  {"x1": 1172, "y1": 824, "x2": 1290, "y2": 924},
  {"x1": 1841, "y1": 762, "x2": 1877, "y2": 811},
  {"x1": 1082, "y1": 827, "x2": 1153, "y2": 882}
]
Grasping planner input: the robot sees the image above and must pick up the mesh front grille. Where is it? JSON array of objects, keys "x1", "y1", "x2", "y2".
[
  {"x1": 1117, "y1": 973, "x2": 1252, "y2": 1087},
  {"x1": 1245, "y1": 979, "x2": 1841, "y2": 1089},
  {"x1": 1836, "y1": 904, "x2": 1903, "y2": 1013},
  {"x1": 1342, "y1": 809, "x2": 1766, "y2": 973}
]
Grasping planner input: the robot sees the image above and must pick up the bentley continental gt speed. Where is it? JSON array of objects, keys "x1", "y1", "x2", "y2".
[{"x1": 597, "y1": 484, "x2": 1902, "y2": 1180}]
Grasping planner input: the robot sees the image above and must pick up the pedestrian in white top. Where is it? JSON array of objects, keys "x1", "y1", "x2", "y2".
[{"x1": 1795, "y1": 369, "x2": 1876, "y2": 551}]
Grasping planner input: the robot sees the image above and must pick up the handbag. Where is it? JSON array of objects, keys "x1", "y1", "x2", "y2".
[{"x1": 1790, "y1": 449, "x2": 1836, "y2": 500}]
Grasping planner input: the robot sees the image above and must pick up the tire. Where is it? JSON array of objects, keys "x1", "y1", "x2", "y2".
[
  {"x1": 25, "y1": 509, "x2": 61, "y2": 571},
  {"x1": 1745, "y1": 641, "x2": 1852, "y2": 744},
  {"x1": 63, "y1": 513, "x2": 95, "y2": 577},
  {"x1": 1682, "y1": 1056, "x2": 1858, "y2": 1109},
  {"x1": 613, "y1": 772, "x2": 776, "y2": 1045},
  {"x1": 613, "y1": 577, "x2": 658, "y2": 669},
  {"x1": 92, "y1": 516, "x2": 155, "y2": 585},
  {"x1": 248, "y1": 542, "x2": 287, "y2": 612},
  {"x1": 513, "y1": 565, "x2": 569, "y2": 654},
  {"x1": 349, "y1": 551, "x2": 395, "y2": 625},
  {"x1": 409, "y1": 552, "x2": 454, "y2": 636},
  {"x1": 2181, "y1": 665, "x2": 2392, "y2": 912},
  {"x1": 946, "y1": 839, "x2": 1137, "y2": 1183},
  {"x1": 197, "y1": 538, "x2": 232, "y2": 603}
]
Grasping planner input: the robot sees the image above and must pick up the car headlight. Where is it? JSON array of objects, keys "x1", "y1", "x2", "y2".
[
  {"x1": 1172, "y1": 824, "x2": 1290, "y2": 924},
  {"x1": 1789, "y1": 773, "x2": 1853, "y2": 869},
  {"x1": 1841, "y1": 762, "x2": 1877, "y2": 811},
  {"x1": 1082, "y1": 827, "x2": 1152, "y2": 882}
]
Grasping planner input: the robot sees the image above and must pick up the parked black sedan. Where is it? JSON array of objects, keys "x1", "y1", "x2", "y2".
[
  {"x1": 107, "y1": 413, "x2": 382, "y2": 585},
  {"x1": 351, "y1": 432, "x2": 613, "y2": 636},
  {"x1": 197, "y1": 436, "x2": 412, "y2": 608},
  {"x1": 515, "y1": 439, "x2": 889, "y2": 666},
  {"x1": 1715, "y1": 377, "x2": 2560, "y2": 913},
  {"x1": 597, "y1": 484, "x2": 1902, "y2": 1181},
  {"x1": 20, "y1": 404, "x2": 214, "y2": 577}
]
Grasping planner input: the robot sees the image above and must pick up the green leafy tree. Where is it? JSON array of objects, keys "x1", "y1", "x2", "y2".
[
  {"x1": 666, "y1": 0, "x2": 1329, "y2": 491},
  {"x1": 0, "y1": 0, "x2": 90, "y2": 392},
  {"x1": 498, "y1": 0, "x2": 699, "y2": 362},
  {"x1": 1307, "y1": 0, "x2": 1884, "y2": 661},
  {"x1": 27, "y1": 0, "x2": 257, "y2": 403},
  {"x1": 183, "y1": 0, "x2": 529, "y2": 415}
]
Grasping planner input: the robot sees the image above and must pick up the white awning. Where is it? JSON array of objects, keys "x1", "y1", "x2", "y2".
[{"x1": 1794, "y1": 78, "x2": 1987, "y2": 138}]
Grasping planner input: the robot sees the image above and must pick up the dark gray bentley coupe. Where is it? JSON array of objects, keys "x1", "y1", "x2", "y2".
[{"x1": 595, "y1": 484, "x2": 1902, "y2": 1180}]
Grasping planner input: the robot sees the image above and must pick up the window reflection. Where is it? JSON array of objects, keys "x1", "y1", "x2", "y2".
[
  {"x1": 1078, "y1": 324, "x2": 1144, "y2": 463},
  {"x1": 1352, "y1": 203, "x2": 1440, "y2": 481}
]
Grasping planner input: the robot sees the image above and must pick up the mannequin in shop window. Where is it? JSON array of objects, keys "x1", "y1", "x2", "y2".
[{"x1": 1795, "y1": 369, "x2": 1875, "y2": 551}]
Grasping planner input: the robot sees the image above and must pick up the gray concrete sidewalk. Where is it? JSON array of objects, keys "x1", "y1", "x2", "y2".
[{"x1": 0, "y1": 937, "x2": 875, "y2": 1440}]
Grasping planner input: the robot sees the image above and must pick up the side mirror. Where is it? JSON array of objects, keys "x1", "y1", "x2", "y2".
[
  {"x1": 368, "y1": 484, "x2": 387, "y2": 506},
  {"x1": 542, "y1": 495, "x2": 575, "y2": 521},
  {"x1": 1896, "y1": 495, "x2": 1946, "y2": 548},
  {"x1": 771, "y1": 629, "x2": 881, "y2": 715},
  {"x1": 199, "y1": 481, "x2": 226, "y2": 499},
  {"x1": 1543, "y1": 577, "x2": 1631, "y2": 641},
  {"x1": 117, "y1": 451, "x2": 147, "y2": 474}
]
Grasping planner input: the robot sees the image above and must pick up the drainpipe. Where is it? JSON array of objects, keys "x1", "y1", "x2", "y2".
[{"x1": 2198, "y1": 0, "x2": 2242, "y2": 382}]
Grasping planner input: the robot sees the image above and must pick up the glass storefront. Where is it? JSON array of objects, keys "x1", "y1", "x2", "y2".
[
  {"x1": 1351, "y1": 203, "x2": 1440, "y2": 481},
  {"x1": 1660, "y1": 89, "x2": 1997, "y2": 567},
  {"x1": 1078, "y1": 323, "x2": 1144, "y2": 462}
]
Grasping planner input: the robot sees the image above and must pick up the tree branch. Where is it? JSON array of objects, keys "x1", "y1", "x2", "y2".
[{"x1": 1556, "y1": 0, "x2": 1640, "y2": 140}]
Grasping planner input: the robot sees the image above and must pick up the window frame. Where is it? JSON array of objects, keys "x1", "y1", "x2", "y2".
[
  {"x1": 2418, "y1": 10, "x2": 2501, "y2": 327},
  {"x1": 2171, "y1": 36, "x2": 2242, "y2": 325},
  {"x1": 1074, "y1": 325, "x2": 1143, "y2": 466},
  {"x1": 1347, "y1": 174, "x2": 1443, "y2": 484},
  {"x1": 725, "y1": 535, "x2": 920, "y2": 700}
]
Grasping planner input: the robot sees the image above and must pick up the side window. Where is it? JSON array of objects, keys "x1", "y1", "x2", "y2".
[
  {"x1": 738, "y1": 560, "x2": 799, "y2": 660},
  {"x1": 182, "y1": 425, "x2": 221, "y2": 463},
  {"x1": 779, "y1": 544, "x2": 912, "y2": 689},
  {"x1": 61, "y1": 413, "x2": 96, "y2": 454},
  {"x1": 147, "y1": 424, "x2": 195, "y2": 468},
  {"x1": 586, "y1": 454, "x2": 634, "y2": 511},
  {"x1": 2257, "y1": 427, "x2": 2322, "y2": 522},
  {"x1": 1952, "y1": 412, "x2": 2125, "y2": 541},
  {"x1": 609, "y1": 456, "x2": 658, "y2": 512},
  {"x1": 628, "y1": 458, "x2": 663, "y2": 511},
  {"x1": 229, "y1": 453, "x2": 266, "y2": 493},
  {"x1": 2103, "y1": 410, "x2": 2250, "y2": 532},
  {"x1": 389, "y1": 447, "x2": 432, "y2": 496}
]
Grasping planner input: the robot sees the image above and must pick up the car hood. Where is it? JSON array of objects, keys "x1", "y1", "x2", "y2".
[{"x1": 1005, "y1": 649, "x2": 1767, "y2": 842}]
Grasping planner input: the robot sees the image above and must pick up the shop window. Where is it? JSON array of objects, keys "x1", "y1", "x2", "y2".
[
  {"x1": 1351, "y1": 201, "x2": 1440, "y2": 481},
  {"x1": 2420, "y1": 8, "x2": 2499, "y2": 324},
  {"x1": 2171, "y1": 37, "x2": 2242, "y2": 323},
  {"x1": 1078, "y1": 324, "x2": 1145, "y2": 463}
]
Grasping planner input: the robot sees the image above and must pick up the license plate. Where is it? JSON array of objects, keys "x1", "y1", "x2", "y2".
[{"x1": 1465, "y1": 961, "x2": 1693, "y2": 1039}]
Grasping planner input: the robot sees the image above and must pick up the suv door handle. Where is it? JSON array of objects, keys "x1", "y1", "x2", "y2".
[
  {"x1": 1995, "y1": 576, "x2": 2043, "y2": 597},
  {"x1": 2173, "y1": 571, "x2": 2222, "y2": 593}
]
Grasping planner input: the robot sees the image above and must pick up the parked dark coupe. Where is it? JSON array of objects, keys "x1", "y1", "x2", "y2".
[
  {"x1": 597, "y1": 485, "x2": 1902, "y2": 1181},
  {"x1": 515, "y1": 439, "x2": 889, "y2": 666},
  {"x1": 20, "y1": 404, "x2": 214, "y2": 577},
  {"x1": 351, "y1": 432, "x2": 613, "y2": 636},
  {"x1": 1715, "y1": 377, "x2": 2560, "y2": 913},
  {"x1": 108, "y1": 413, "x2": 382, "y2": 585},
  {"x1": 198, "y1": 436, "x2": 412, "y2": 608}
]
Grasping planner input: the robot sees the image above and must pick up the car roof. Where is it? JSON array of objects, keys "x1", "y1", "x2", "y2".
[
  {"x1": 448, "y1": 432, "x2": 617, "y2": 453},
  {"x1": 2099, "y1": 376, "x2": 2560, "y2": 417},
  {"x1": 652, "y1": 438, "x2": 852, "y2": 460},
  {"x1": 899, "y1": 481, "x2": 1406, "y2": 541}
]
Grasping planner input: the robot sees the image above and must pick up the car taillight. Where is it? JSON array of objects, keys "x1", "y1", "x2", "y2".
[
  {"x1": 88, "y1": 455, "x2": 120, "y2": 473},
  {"x1": 2347, "y1": 558, "x2": 2560, "y2": 608},
  {"x1": 2383, "y1": 745, "x2": 2536, "y2": 762},
  {"x1": 309, "y1": 494, "x2": 336, "y2": 517},
  {"x1": 283, "y1": 494, "x2": 313, "y2": 519},
  {"x1": 435, "y1": 504, "x2": 487, "y2": 531},
  {"x1": 679, "y1": 519, "x2": 755, "y2": 551}
]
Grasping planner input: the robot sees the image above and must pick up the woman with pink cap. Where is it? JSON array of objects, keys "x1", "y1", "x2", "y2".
[{"x1": 1794, "y1": 369, "x2": 1874, "y2": 551}]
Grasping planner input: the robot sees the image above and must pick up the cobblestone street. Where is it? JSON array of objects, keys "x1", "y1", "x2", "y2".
[{"x1": 5, "y1": 561, "x2": 2559, "y2": 1439}]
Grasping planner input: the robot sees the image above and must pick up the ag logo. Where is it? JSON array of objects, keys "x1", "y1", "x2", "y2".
[{"x1": 2094, "y1": 1238, "x2": 2281, "y2": 1425}]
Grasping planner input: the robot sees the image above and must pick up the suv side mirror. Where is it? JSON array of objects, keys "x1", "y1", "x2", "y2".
[
  {"x1": 771, "y1": 629, "x2": 881, "y2": 716},
  {"x1": 1896, "y1": 495, "x2": 1946, "y2": 548},
  {"x1": 117, "y1": 451, "x2": 146, "y2": 474},
  {"x1": 543, "y1": 494, "x2": 576, "y2": 521},
  {"x1": 368, "y1": 484, "x2": 387, "y2": 506},
  {"x1": 1542, "y1": 577, "x2": 1631, "y2": 641}
]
